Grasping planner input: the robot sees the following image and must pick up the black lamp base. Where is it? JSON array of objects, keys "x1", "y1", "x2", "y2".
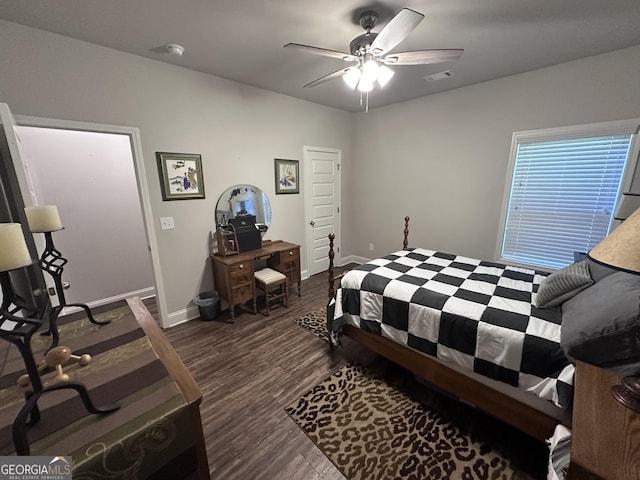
[
  {"x1": 39, "y1": 231, "x2": 110, "y2": 350},
  {"x1": 1, "y1": 271, "x2": 120, "y2": 455},
  {"x1": 13, "y1": 382, "x2": 119, "y2": 455}
]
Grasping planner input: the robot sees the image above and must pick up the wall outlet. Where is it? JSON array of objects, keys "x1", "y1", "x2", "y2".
[
  {"x1": 369, "y1": 243, "x2": 374, "y2": 251},
  {"x1": 160, "y1": 217, "x2": 175, "y2": 230}
]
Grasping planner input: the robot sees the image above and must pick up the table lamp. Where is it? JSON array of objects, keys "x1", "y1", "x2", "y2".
[
  {"x1": 24, "y1": 205, "x2": 109, "y2": 350},
  {"x1": 588, "y1": 204, "x2": 640, "y2": 412},
  {"x1": 0, "y1": 222, "x2": 41, "y2": 325},
  {"x1": 0, "y1": 222, "x2": 119, "y2": 454},
  {"x1": 0, "y1": 224, "x2": 45, "y2": 388}
]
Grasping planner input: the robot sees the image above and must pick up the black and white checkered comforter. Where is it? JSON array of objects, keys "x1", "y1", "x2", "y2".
[{"x1": 330, "y1": 248, "x2": 574, "y2": 408}]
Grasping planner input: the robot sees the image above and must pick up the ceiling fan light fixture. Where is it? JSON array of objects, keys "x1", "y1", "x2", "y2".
[
  {"x1": 285, "y1": 8, "x2": 462, "y2": 109},
  {"x1": 357, "y1": 77, "x2": 374, "y2": 92},
  {"x1": 362, "y1": 58, "x2": 379, "y2": 79},
  {"x1": 343, "y1": 67, "x2": 361, "y2": 89},
  {"x1": 376, "y1": 64, "x2": 394, "y2": 87}
]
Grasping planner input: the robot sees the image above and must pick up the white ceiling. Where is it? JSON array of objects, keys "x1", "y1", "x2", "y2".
[{"x1": 1, "y1": 0, "x2": 639, "y2": 112}]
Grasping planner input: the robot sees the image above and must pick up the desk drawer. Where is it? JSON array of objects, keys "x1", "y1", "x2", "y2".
[
  {"x1": 231, "y1": 283, "x2": 254, "y2": 303},
  {"x1": 229, "y1": 261, "x2": 252, "y2": 275},
  {"x1": 269, "y1": 247, "x2": 300, "y2": 285},
  {"x1": 282, "y1": 249, "x2": 299, "y2": 262},
  {"x1": 230, "y1": 269, "x2": 254, "y2": 301}
]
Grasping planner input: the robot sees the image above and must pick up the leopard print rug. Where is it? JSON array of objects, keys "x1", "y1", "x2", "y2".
[
  {"x1": 286, "y1": 363, "x2": 547, "y2": 480},
  {"x1": 293, "y1": 307, "x2": 329, "y2": 343}
]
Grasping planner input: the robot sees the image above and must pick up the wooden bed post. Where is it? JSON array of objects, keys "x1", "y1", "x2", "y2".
[
  {"x1": 328, "y1": 233, "x2": 336, "y2": 303},
  {"x1": 403, "y1": 216, "x2": 410, "y2": 250},
  {"x1": 328, "y1": 217, "x2": 410, "y2": 303}
]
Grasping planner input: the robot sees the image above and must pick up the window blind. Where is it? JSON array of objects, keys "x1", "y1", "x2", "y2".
[{"x1": 501, "y1": 134, "x2": 632, "y2": 269}]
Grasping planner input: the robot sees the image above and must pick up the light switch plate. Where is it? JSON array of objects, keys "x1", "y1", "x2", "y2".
[{"x1": 160, "y1": 217, "x2": 175, "y2": 230}]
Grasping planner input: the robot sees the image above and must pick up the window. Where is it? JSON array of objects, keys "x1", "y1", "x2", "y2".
[{"x1": 498, "y1": 119, "x2": 640, "y2": 270}]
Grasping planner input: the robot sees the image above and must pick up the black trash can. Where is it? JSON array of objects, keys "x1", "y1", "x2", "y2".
[{"x1": 194, "y1": 290, "x2": 219, "y2": 321}]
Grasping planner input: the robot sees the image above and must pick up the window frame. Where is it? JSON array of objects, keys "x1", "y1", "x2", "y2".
[{"x1": 496, "y1": 118, "x2": 640, "y2": 272}]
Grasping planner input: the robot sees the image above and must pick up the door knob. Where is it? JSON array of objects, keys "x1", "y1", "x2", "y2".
[{"x1": 310, "y1": 221, "x2": 315, "y2": 226}]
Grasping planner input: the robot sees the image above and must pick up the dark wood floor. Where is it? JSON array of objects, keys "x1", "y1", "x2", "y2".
[
  {"x1": 161, "y1": 268, "x2": 373, "y2": 480},
  {"x1": 74, "y1": 266, "x2": 546, "y2": 480},
  {"x1": 66, "y1": 265, "x2": 548, "y2": 479}
]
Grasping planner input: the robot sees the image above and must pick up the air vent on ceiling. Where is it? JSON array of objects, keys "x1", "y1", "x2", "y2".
[{"x1": 424, "y1": 70, "x2": 455, "y2": 82}]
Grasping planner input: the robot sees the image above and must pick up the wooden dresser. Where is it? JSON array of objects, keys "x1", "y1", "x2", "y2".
[
  {"x1": 568, "y1": 361, "x2": 640, "y2": 479},
  {"x1": 0, "y1": 297, "x2": 210, "y2": 479},
  {"x1": 211, "y1": 240, "x2": 301, "y2": 321}
]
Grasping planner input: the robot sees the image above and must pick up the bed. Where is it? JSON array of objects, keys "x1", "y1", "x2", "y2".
[
  {"x1": 326, "y1": 217, "x2": 572, "y2": 441},
  {"x1": 326, "y1": 215, "x2": 640, "y2": 478}
]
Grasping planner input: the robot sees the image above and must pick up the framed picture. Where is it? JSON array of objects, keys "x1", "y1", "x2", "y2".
[
  {"x1": 274, "y1": 159, "x2": 299, "y2": 194},
  {"x1": 156, "y1": 152, "x2": 205, "y2": 200}
]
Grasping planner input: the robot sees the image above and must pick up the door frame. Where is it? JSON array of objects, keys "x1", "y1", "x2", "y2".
[
  {"x1": 14, "y1": 114, "x2": 168, "y2": 327},
  {"x1": 303, "y1": 145, "x2": 341, "y2": 277}
]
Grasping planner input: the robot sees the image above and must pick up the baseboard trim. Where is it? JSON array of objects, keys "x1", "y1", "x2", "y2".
[
  {"x1": 165, "y1": 305, "x2": 200, "y2": 328},
  {"x1": 60, "y1": 287, "x2": 156, "y2": 315},
  {"x1": 341, "y1": 254, "x2": 368, "y2": 266}
]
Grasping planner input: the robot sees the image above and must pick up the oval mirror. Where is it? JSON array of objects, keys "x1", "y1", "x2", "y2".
[{"x1": 215, "y1": 184, "x2": 272, "y2": 236}]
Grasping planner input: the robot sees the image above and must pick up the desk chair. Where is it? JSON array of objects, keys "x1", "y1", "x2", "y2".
[{"x1": 254, "y1": 268, "x2": 288, "y2": 315}]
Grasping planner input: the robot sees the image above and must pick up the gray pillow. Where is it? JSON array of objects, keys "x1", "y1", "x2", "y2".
[
  {"x1": 586, "y1": 256, "x2": 618, "y2": 283},
  {"x1": 534, "y1": 260, "x2": 593, "y2": 308},
  {"x1": 561, "y1": 272, "x2": 640, "y2": 369}
]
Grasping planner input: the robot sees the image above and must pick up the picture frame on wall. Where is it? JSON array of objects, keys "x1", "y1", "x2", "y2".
[
  {"x1": 274, "y1": 158, "x2": 299, "y2": 194},
  {"x1": 156, "y1": 152, "x2": 205, "y2": 200}
]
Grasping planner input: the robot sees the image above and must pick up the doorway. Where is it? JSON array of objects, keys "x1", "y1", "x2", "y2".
[
  {"x1": 16, "y1": 126, "x2": 155, "y2": 307},
  {"x1": 8, "y1": 110, "x2": 168, "y2": 326}
]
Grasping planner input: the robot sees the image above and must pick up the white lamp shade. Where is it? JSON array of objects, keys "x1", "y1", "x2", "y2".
[
  {"x1": 361, "y1": 59, "x2": 379, "y2": 83},
  {"x1": 589, "y1": 205, "x2": 640, "y2": 273},
  {"x1": 0, "y1": 223, "x2": 32, "y2": 272},
  {"x1": 376, "y1": 65, "x2": 395, "y2": 88},
  {"x1": 357, "y1": 79, "x2": 374, "y2": 92},
  {"x1": 343, "y1": 67, "x2": 361, "y2": 89},
  {"x1": 24, "y1": 205, "x2": 63, "y2": 232}
]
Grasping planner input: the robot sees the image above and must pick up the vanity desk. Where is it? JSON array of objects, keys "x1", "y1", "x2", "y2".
[{"x1": 211, "y1": 240, "x2": 301, "y2": 321}]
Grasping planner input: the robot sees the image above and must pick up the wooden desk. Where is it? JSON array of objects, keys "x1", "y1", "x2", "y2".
[{"x1": 211, "y1": 240, "x2": 301, "y2": 321}]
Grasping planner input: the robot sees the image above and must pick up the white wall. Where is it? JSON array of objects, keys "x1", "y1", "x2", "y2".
[
  {"x1": 0, "y1": 20, "x2": 354, "y2": 326},
  {"x1": 2, "y1": 19, "x2": 639, "y2": 326},
  {"x1": 346, "y1": 45, "x2": 640, "y2": 261},
  {"x1": 16, "y1": 127, "x2": 155, "y2": 306}
]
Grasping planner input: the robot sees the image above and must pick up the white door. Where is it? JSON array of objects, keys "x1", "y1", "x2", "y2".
[{"x1": 303, "y1": 146, "x2": 341, "y2": 277}]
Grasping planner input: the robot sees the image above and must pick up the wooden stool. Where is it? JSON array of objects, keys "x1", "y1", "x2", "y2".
[{"x1": 254, "y1": 268, "x2": 288, "y2": 315}]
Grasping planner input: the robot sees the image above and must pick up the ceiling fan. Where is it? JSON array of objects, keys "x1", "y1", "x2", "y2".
[{"x1": 284, "y1": 8, "x2": 463, "y2": 96}]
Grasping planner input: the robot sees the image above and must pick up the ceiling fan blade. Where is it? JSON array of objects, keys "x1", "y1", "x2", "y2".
[
  {"x1": 383, "y1": 49, "x2": 464, "y2": 65},
  {"x1": 284, "y1": 43, "x2": 358, "y2": 62},
  {"x1": 370, "y1": 8, "x2": 424, "y2": 56},
  {"x1": 303, "y1": 68, "x2": 351, "y2": 88}
]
